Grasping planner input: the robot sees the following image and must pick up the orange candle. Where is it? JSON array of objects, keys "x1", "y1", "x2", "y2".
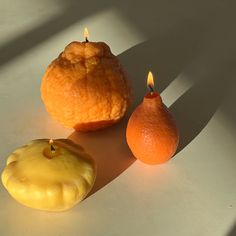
[
  {"x1": 41, "y1": 28, "x2": 130, "y2": 132},
  {"x1": 126, "y1": 71, "x2": 179, "y2": 165}
]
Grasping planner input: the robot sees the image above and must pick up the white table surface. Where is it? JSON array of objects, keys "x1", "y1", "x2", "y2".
[{"x1": 0, "y1": 1, "x2": 236, "y2": 235}]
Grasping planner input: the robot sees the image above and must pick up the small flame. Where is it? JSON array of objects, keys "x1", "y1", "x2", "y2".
[
  {"x1": 147, "y1": 71, "x2": 155, "y2": 91},
  {"x1": 84, "y1": 27, "x2": 89, "y2": 41},
  {"x1": 49, "y1": 139, "x2": 54, "y2": 145}
]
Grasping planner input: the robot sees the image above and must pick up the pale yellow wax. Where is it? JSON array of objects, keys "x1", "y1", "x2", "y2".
[{"x1": 1, "y1": 139, "x2": 96, "y2": 212}]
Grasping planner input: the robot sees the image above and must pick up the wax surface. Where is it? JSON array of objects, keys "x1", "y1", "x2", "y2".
[
  {"x1": 41, "y1": 41, "x2": 130, "y2": 131},
  {"x1": 126, "y1": 94, "x2": 179, "y2": 164},
  {"x1": 1, "y1": 139, "x2": 96, "y2": 212}
]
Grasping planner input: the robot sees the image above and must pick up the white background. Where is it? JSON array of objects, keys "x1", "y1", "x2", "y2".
[{"x1": 0, "y1": 0, "x2": 236, "y2": 235}]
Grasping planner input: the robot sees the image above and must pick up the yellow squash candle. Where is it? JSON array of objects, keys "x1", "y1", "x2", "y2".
[{"x1": 1, "y1": 139, "x2": 96, "y2": 212}]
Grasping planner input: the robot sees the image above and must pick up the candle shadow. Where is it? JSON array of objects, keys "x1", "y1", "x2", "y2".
[
  {"x1": 118, "y1": 21, "x2": 203, "y2": 109},
  {"x1": 118, "y1": 18, "x2": 236, "y2": 156},
  {"x1": 170, "y1": 69, "x2": 235, "y2": 154},
  {"x1": 68, "y1": 116, "x2": 135, "y2": 197},
  {"x1": 0, "y1": 2, "x2": 109, "y2": 67},
  {"x1": 0, "y1": 0, "x2": 207, "y2": 69},
  {"x1": 168, "y1": 20, "x2": 236, "y2": 154}
]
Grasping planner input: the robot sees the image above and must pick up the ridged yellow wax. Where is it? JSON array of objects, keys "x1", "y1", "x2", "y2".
[{"x1": 1, "y1": 139, "x2": 96, "y2": 212}]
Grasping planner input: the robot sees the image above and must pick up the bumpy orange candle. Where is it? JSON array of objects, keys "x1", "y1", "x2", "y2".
[
  {"x1": 41, "y1": 28, "x2": 130, "y2": 132},
  {"x1": 126, "y1": 72, "x2": 179, "y2": 165}
]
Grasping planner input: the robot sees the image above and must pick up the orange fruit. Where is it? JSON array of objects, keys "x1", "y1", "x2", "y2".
[
  {"x1": 41, "y1": 41, "x2": 130, "y2": 131},
  {"x1": 126, "y1": 92, "x2": 179, "y2": 165}
]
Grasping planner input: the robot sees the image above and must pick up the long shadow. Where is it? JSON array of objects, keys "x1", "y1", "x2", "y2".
[
  {"x1": 0, "y1": 2, "x2": 108, "y2": 67},
  {"x1": 119, "y1": 21, "x2": 236, "y2": 157},
  {"x1": 118, "y1": 21, "x2": 203, "y2": 109},
  {"x1": 168, "y1": 19, "x2": 236, "y2": 153},
  {"x1": 68, "y1": 117, "x2": 135, "y2": 197},
  {"x1": 0, "y1": 0, "x2": 208, "y2": 68},
  {"x1": 170, "y1": 68, "x2": 234, "y2": 153}
]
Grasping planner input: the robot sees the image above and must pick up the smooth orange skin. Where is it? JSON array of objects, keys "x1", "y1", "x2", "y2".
[
  {"x1": 41, "y1": 41, "x2": 130, "y2": 131},
  {"x1": 126, "y1": 92, "x2": 179, "y2": 165}
]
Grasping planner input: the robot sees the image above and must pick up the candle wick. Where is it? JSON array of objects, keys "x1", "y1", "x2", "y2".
[
  {"x1": 85, "y1": 37, "x2": 89, "y2": 43},
  {"x1": 50, "y1": 144, "x2": 56, "y2": 152},
  {"x1": 148, "y1": 85, "x2": 155, "y2": 94}
]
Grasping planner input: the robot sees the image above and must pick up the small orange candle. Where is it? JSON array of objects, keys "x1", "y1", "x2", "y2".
[{"x1": 126, "y1": 71, "x2": 179, "y2": 165}]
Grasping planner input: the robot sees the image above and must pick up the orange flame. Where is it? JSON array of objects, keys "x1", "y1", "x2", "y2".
[
  {"x1": 84, "y1": 27, "x2": 89, "y2": 41},
  {"x1": 147, "y1": 71, "x2": 155, "y2": 91}
]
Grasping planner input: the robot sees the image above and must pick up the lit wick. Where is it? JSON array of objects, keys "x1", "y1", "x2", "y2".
[
  {"x1": 148, "y1": 84, "x2": 155, "y2": 94},
  {"x1": 43, "y1": 139, "x2": 59, "y2": 159},
  {"x1": 49, "y1": 139, "x2": 56, "y2": 153},
  {"x1": 147, "y1": 71, "x2": 155, "y2": 94},
  {"x1": 84, "y1": 27, "x2": 89, "y2": 43}
]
